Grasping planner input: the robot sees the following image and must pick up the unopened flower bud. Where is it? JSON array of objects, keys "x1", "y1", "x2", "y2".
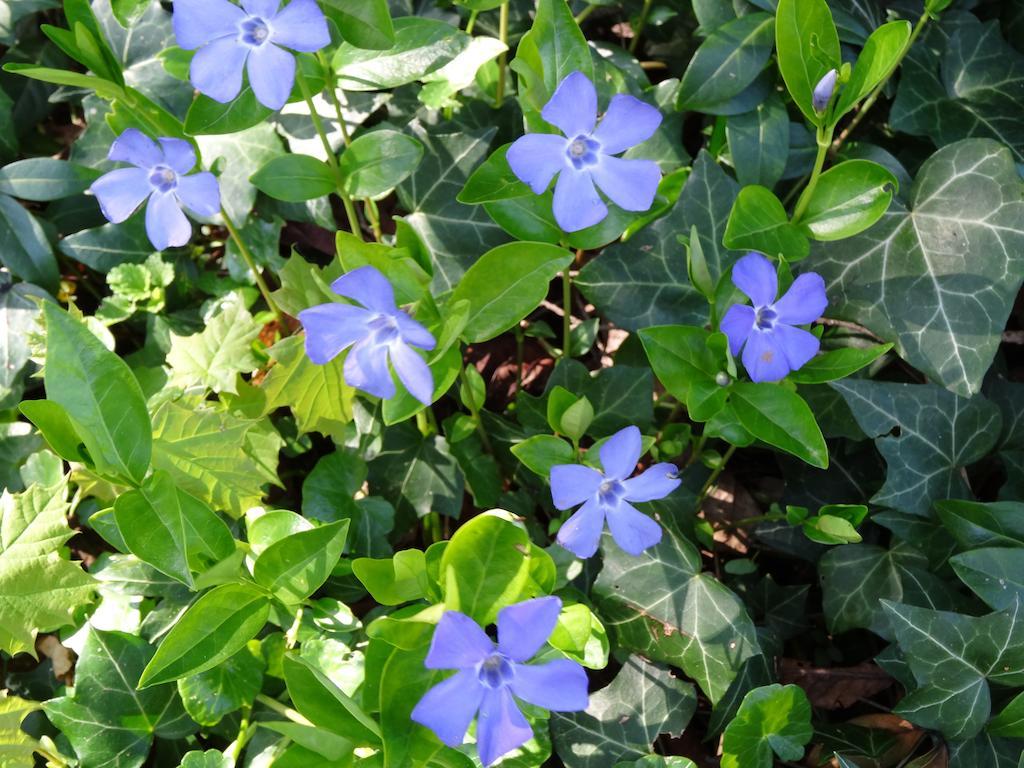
[
  {"x1": 812, "y1": 69, "x2": 839, "y2": 113},
  {"x1": 715, "y1": 372, "x2": 731, "y2": 387}
]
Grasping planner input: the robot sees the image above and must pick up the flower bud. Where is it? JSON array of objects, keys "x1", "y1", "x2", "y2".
[
  {"x1": 715, "y1": 371, "x2": 731, "y2": 387},
  {"x1": 812, "y1": 69, "x2": 838, "y2": 113}
]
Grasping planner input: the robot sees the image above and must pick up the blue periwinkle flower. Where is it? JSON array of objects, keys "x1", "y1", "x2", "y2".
[
  {"x1": 720, "y1": 253, "x2": 828, "y2": 383},
  {"x1": 506, "y1": 71, "x2": 663, "y2": 233},
  {"x1": 173, "y1": 0, "x2": 330, "y2": 111},
  {"x1": 299, "y1": 266, "x2": 437, "y2": 405},
  {"x1": 411, "y1": 596, "x2": 588, "y2": 766},
  {"x1": 89, "y1": 129, "x2": 220, "y2": 251},
  {"x1": 813, "y1": 69, "x2": 839, "y2": 113},
  {"x1": 550, "y1": 425, "x2": 680, "y2": 559}
]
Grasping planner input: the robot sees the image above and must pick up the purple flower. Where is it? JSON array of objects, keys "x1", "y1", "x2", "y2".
[
  {"x1": 89, "y1": 129, "x2": 220, "y2": 251},
  {"x1": 813, "y1": 69, "x2": 838, "y2": 113},
  {"x1": 720, "y1": 253, "x2": 828, "y2": 383},
  {"x1": 298, "y1": 266, "x2": 437, "y2": 405},
  {"x1": 411, "y1": 597, "x2": 588, "y2": 766},
  {"x1": 173, "y1": 0, "x2": 330, "y2": 111},
  {"x1": 550, "y1": 426, "x2": 680, "y2": 559},
  {"x1": 506, "y1": 71, "x2": 663, "y2": 233}
]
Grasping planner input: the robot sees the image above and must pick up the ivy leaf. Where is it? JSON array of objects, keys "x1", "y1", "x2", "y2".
[
  {"x1": 167, "y1": 301, "x2": 261, "y2": 395},
  {"x1": 949, "y1": 548, "x2": 1024, "y2": 610},
  {"x1": 45, "y1": 629, "x2": 195, "y2": 768},
  {"x1": 0, "y1": 482, "x2": 94, "y2": 656},
  {"x1": 177, "y1": 646, "x2": 264, "y2": 728},
  {"x1": 593, "y1": 532, "x2": 761, "y2": 703},
  {"x1": 367, "y1": 421, "x2": 464, "y2": 520},
  {"x1": 0, "y1": 275, "x2": 44, "y2": 409},
  {"x1": 808, "y1": 139, "x2": 1024, "y2": 396},
  {"x1": 830, "y1": 380, "x2": 1001, "y2": 516},
  {"x1": 721, "y1": 684, "x2": 813, "y2": 768},
  {"x1": 551, "y1": 656, "x2": 696, "y2": 768}
]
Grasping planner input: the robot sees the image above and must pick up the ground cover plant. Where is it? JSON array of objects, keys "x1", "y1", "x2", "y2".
[{"x1": 1, "y1": 0, "x2": 1023, "y2": 765}]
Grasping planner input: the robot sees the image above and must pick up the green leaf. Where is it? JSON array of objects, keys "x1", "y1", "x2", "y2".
[
  {"x1": 775, "y1": 0, "x2": 841, "y2": 124},
  {"x1": 833, "y1": 21, "x2": 912, "y2": 120},
  {"x1": 0, "y1": 158, "x2": 100, "y2": 201},
  {"x1": 0, "y1": 692, "x2": 42, "y2": 768},
  {"x1": 511, "y1": 434, "x2": 575, "y2": 477},
  {"x1": 593, "y1": 532, "x2": 760, "y2": 703},
  {"x1": 0, "y1": 278, "x2": 44, "y2": 410},
  {"x1": 253, "y1": 520, "x2": 349, "y2": 604},
  {"x1": 950, "y1": 548, "x2": 1024, "y2": 611},
  {"x1": 730, "y1": 383, "x2": 828, "y2": 468},
  {"x1": 721, "y1": 684, "x2": 813, "y2": 768},
  {"x1": 882, "y1": 601, "x2": 1024, "y2": 740},
  {"x1": 0, "y1": 482, "x2": 94, "y2": 657},
  {"x1": 113, "y1": 471, "x2": 235, "y2": 588},
  {"x1": 458, "y1": 144, "x2": 531, "y2": 205},
  {"x1": 726, "y1": 95, "x2": 789, "y2": 189},
  {"x1": 551, "y1": 656, "x2": 696, "y2": 768},
  {"x1": 43, "y1": 303, "x2": 151, "y2": 484},
  {"x1": 339, "y1": 129, "x2": 422, "y2": 199},
  {"x1": 830, "y1": 380, "x2": 1000, "y2": 515},
  {"x1": 0, "y1": 194, "x2": 59, "y2": 292},
  {"x1": 178, "y1": 751, "x2": 232, "y2": 768},
  {"x1": 353, "y1": 549, "x2": 429, "y2": 605},
  {"x1": 197, "y1": 123, "x2": 283, "y2": 223},
  {"x1": 321, "y1": 0, "x2": 394, "y2": 50},
  {"x1": 333, "y1": 17, "x2": 467, "y2": 91},
  {"x1": 787, "y1": 343, "x2": 892, "y2": 384},
  {"x1": 2, "y1": 63, "x2": 123, "y2": 100},
  {"x1": 167, "y1": 301, "x2": 261, "y2": 394},
  {"x1": 45, "y1": 629, "x2": 194, "y2": 768},
  {"x1": 451, "y1": 242, "x2": 572, "y2": 343},
  {"x1": 59, "y1": 218, "x2": 153, "y2": 273},
  {"x1": 282, "y1": 654, "x2": 381, "y2": 745},
  {"x1": 367, "y1": 421, "x2": 464, "y2": 519},
  {"x1": 419, "y1": 36, "x2": 507, "y2": 109},
  {"x1": 251, "y1": 154, "x2": 336, "y2": 202},
  {"x1": 988, "y1": 691, "x2": 1024, "y2": 737},
  {"x1": 139, "y1": 583, "x2": 271, "y2": 687},
  {"x1": 807, "y1": 139, "x2": 1024, "y2": 396},
  {"x1": 184, "y1": 88, "x2": 273, "y2": 137},
  {"x1": 677, "y1": 13, "x2": 775, "y2": 111},
  {"x1": 440, "y1": 511, "x2": 535, "y2": 625},
  {"x1": 640, "y1": 326, "x2": 728, "y2": 422},
  {"x1": 724, "y1": 185, "x2": 810, "y2": 260},
  {"x1": 796, "y1": 159, "x2": 897, "y2": 241},
  {"x1": 177, "y1": 646, "x2": 264, "y2": 727},
  {"x1": 935, "y1": 500, "x2": 1024, "y2": 549}
]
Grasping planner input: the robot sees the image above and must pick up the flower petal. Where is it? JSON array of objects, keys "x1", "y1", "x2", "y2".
[
  {"x1": 425, "y1": 610, "x2": 495, "y2": 670},
  {"x1": 389, "y1": 341, "x2": 434, "y2": 406},
  {"x1": 145, "y1": 192, "x2": 192, "y2": 251},
  {"x1": 741, "y1": 329, "x2": 791, "y2": 383},
  {"x1": 175, "y1": 173, "x2": 220, "y2": 217},
  {"x1": 247, "y1": 43, "x2": 296, "y2": 111},
  {"x1": 556, "y1": 497, "x2": 605, "y2": 559},
  {"x1": 549, "y1": 463, "x2": 603, "y2": 510},
  {"x1": 90, "y1": 168, "x2": 152, "y2": 224},
  {"x1": 731, "y1": 252, "x2": 777, "y2": 307},
  {"x1": 411, "y1": 669, "x2": 484, "y2": 748},
  {"x1": 509, "y1": 660, "x2": 589, "y2": 712},
  {"x1": 773, "y1": 323, "x2": 821, "y2": 372},
  {"x1": 158, "y1": 138, "x2": 196, "y2": 174},
  {"x1": 243, "y1": 0, "x2": 280, "y2": 16},
  {"x1": 720, "y1": 304, "x2": 755, "y2": 356},
  {"x1": 592, "y1": 94, "x2": 662, "y2": 155},
  {"x1": 552, "y1": 168, "x2": 607, "y2": 233},
  {"x1": 497, "y1": 596, "x2": 561, "y2": 662},
  {"x1": 270, "y1": 0, "x2": 330, "y2": 51},
  {"x1": 344, "y1": 337, "x2": 395, "y2": 399},
  {"x1": 541, "y1": 71, "x2": 597, "y2": 138},
  {"x1": 772, "y1": 272, "x2": 828, "y2": 326},
  {"x1": 606, "y1": 500, "x2": 662, "y2": 556},
  {"x1": 813, "y1": 69, "x2": 838, "y2": 113},
  {"x1": 108, "y1": 129, "x2": 162, "y2": 169},
  {"x1": 599, "y1": 425, "x2": 643, "y2": 481},
  {"x1": 506, "y1": 134, "x2": 568, "y2": 195},
  {"x1": 297, "y1": 303, "x2": 372, "y2": 364},
  {"x1": 330, "y1": 265, "x2": 397, "y2": 313},
  {"x1": 395, "y1": 312, "x2": 436, "y2": 350},
  {"x1": 476, "y1": 687, "x2": 534, "y2": 767},
  {"x1": 589, "y1": 155, "x2": 661, "y2": 212},
  {"x1": 622, "y1": 463, "x2": 680, "y2": 503},
  {"x1": 173, "y1": 0, "x2": 244, "y2": 50},
  {"x1": 190, "y1": 35, "x2": 249, "y2": 104}
]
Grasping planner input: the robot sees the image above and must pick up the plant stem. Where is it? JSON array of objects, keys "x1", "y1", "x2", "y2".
[
  {"x1": 718, "y1": 512, "x2": 788, "y2": 530},
  {"x1": 495, "y1": 2, "x2": 509, "y2": 107},
  {"x1": 830, "y1": 11, "x2": 929, "y2": 156},
  {"x1": 295, "y1": 66, "x2": 364, "y2": 241},
  {"x1": 256, "y1": 694, "x2": 312, "y2": 725},
  {"x1": 695, "y1": 444, "x2": 737, "y2": 507},
  {"x1": 514, "y1": 325, "x2": 524, "y2": 393},
  {"x1": 316, "y1": 51, "x2": 352, "y2": 147},
  {"x1": 628, "y1": 0, "x2": 654, "y2": 54},
  {"x1": 222, "y1": 209, "x2": 288, "y2": 332},
  {"x1": 364, "y1": 199, "x2": 383, "y2": 242},
  {"x1": 574, "y1": 4, "x2": 596, "y2": 24},
  {"x1": 562, "y1": 268, "x2": 573, "y2": 356},
  {"x1": 466, "y1": 8, "x2": 479, "y2": 34},
  {"x1": 459, "y1": 364, "x2": 495, "y2": 455},
  {"x1": 228, "y1": 708, "x2": 253, "y2": 766},
  {"x1": 790, "y1": 123, "x2": 834, "y2": 223}
]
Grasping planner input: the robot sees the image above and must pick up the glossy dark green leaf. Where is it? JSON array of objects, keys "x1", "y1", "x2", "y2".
[
  {"x1": 338, "y1": 129, "x2": 422, "y2": 199},
  {"x1": 775, "y1": 0, "x2": 841, "y2": 124},
  {"x1": 251, "y1": 155, "x2": 336, "y2": 202},
  {"x1": 184, "y1": 89, "x2": 272, "y2": 137},
  {"x1": 730, "y1": 383, "x2": 828, "y2": 468},
  {"x1": 177, "y1": 647, "x2": 264, "y2": 727},
  {"x1": 796, "y1": 160, "x2": 897, "y2": 240},
  {"x1": 677, "y1": 13, "x2": 775, "y2": 111},
  {"x1": 511, "y1": 434, "x2": 575, "y2": 477},
  {"x1": 726, "y1": 95, "x2": 789, "y2": 189},
  {"x1": 321, "y1": 0, "x2": 394, "y2": 50},
  {"x1": 640, "y1": 326, "x2": 728, "y2": 422},
  {"x1": 0, "y1": 158, "x2": 100, "y2": 201},
  {"x1": 458, "y1": 144, "x2": 531, "y2": 204}
]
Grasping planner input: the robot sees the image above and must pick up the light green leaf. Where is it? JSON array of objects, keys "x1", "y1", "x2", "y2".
[
  {"x1": 177, "y1": 647, "x2": 264, "y2": 728},
  {"x1": 253, "y1": 520, "x2": 349, "y2": 604},
  {"x1": 833, "y1": 21, "x2": 912, "y2": 120},
  {"x1": 339, "y1": 129, "x2": 422, "y2": 199},
  {"x1": 0, "y1": 692, "x2": 42, "y2": 768},
  {"x1": 721, "y1": 684, "x2": 813, "y2": 768},
  {"x1": 167, "y1": 301, "x2": 261, "y2": 394},
  {"x1": 178, "y1": 750, "x2": 232, "y2": 768},
  {"x1": 787, "y1": 343, "x2": 892, "y2": 384},
  {"x1": 321, "y1": 0, "x2": 394, "y2": 50},
  {"x1": 730, "y1": 383, "x2": 828, "y2": 468},
  {"x1": 196, "y1": 123, "x2": 283, "y2": 223},
  {"x1": 775, "y1": 0, "x2": 841, "y2": 124},
  {"x1": 419, "y1": 36, "x2": 507, "y2": 109},
  {"x1": 640, "y1": 326, "x2": 728, "y2": 422},
  {"x1": 0, "y1": 158, "x2": 100, "y2": 201},
  {"x1": 724, "y1": 185, "x2": 810, "y2": 260},
  {"x1": 353, "y1": 549, "x2": 429, "y2": 605},
  {"x1": 283, "y1": 654, "x2": 381, "y2": 745},
  {"x1": 250, "y1": 154, "x2": 336, "y2": 203},
  {"x1": 0, "y1": 276, "x2": 44, "y2": 409},
  {"x1": 795, "y1": 159, "x2": 897, "y2": 241},
  {"x1": 988, "y1": 690, "x2": 1024, "y2": 737}
]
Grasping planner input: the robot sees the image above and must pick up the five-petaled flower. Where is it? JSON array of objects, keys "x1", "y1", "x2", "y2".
[
  {"x1": 550, "y1": 425, "x2": 680, "y2": 559},
  {"x1": 299, "y1": 265, "x2": 437, "y2": 406},
  {"x1": 720, "y1": 252, "x2": 828, "y2": 383},
  {"x1": 411, "y1": 596, "x2": 588, "y2": 766},
  {"x1": 506, "y1": 71, "x2": 663, "y2": 233},
  {"x1": 89, "y1": 129, "x2": 220, "y2": 251},
  {"x1": 173, "y1": 0, "x2": 330, "y2": 111}
]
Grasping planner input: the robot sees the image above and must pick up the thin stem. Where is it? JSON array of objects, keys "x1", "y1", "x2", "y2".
[
  {"x1": 285, "y1": 606, "x2": 303, "y2": 649},
  {"x1": 222, "y1": 210, "x2": 288, "y2": 332},
  {"x1": 256, "y1": 694, "x2": 312, "y2": 725},
  {"x1": 495, "y1": 2, "x2": 509, "y2": 107},
  {"x1": 574, "y1": 4, "x2": 596, "y2": 24},
  {"x1": 790, "y1": 124, "x2": 834, "y2": 223},
  {"x1": 228, "y1": 708, "x2": 252, "y2": 766},
  {"x1": 364, "y1": 199, "x2": 383, "y2": 242},
  {"x1": 514, "y1": 325, "x2": 524, "y2": 393},
  {"x1": 695, "y1": 444, "x2": 737, "y2": 507},
  {"x1": 628, "y1": 0, "x2": 654, "y2": 54},
  {"x1": 562, "y1": 267, "x2": 573, "y2": 356},
  {"x1": 459, "y1": 365, "x2": 495, "y2": 455},
  {"x1": 465, "y1": 8, "x2": 479, "y2": 34},
  {"x1": 830, "y1": 11, "x2": 929, "y2": 156},
  {"x1": 316, "y1": 51, "x2": 352, "y2": 147},
  {"x1": 718, "y1": 512, "x2": 788, "y2": 530}
]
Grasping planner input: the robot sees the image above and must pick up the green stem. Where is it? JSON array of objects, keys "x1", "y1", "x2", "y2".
[
  {"x1": 466, "y1": 8, "x2": 480, "y2": 34},
  {"x1": 830, "y1": 11, "x2": 929, "y2": 156},
  {"x1": 256, "y1": 694, "x2": 312, "y2": 725},
  {"x1": 222, "y1": 210, "x2": 288, "y2": 332},
  {"x1": 514, "y1": 325, "x2": 524, "y2": 394},
  {"x1": 459, "y1": 365, "x2": 494, "y2": 455},
  {"x1": 790, "y1": 123, "x2": 834, "y2": 223},
  {"x1": 228, "y1": 708, "x2": 252, "y2": 766},
  {"x1": 495, "y1": 2, "x2": 509, "y2": 107},
  {"x1": 574, "y1": 4, "x2": 596, "y2": 24},
  {"x1": 628, "y1": 0, "x2": 654, "y2": 54},
  {"x1": 695, "y1": 444, "x2": 737, "y2": 506},
  {"x1": 562, "y1": 268, "x2": 573, "y2": 356},
  {"x1": 364, "y1": 199, "x2": 383, "y2": 242},
  {"x1": 316, "y1": 51, "x2": 352, "y2": 147},
  {"x1": 719, "y1": 512, "x2": 788, "y2": 530}
]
